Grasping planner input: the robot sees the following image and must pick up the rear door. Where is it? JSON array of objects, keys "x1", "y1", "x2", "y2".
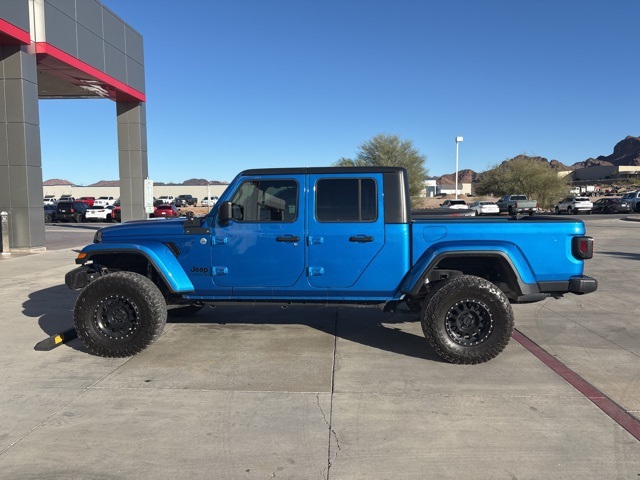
[{"x1": 306, "y1": 173, "x2": 385, "y2": 288}]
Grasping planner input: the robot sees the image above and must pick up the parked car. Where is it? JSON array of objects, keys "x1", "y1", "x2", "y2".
[
  {"x1": 591, "y1": 197, "x2": 632, "y2": 214},
  {"x1": 43, "y1": 195, "x2": 57, "y2": 206},
  {"x1": 76, "y1": 196, "x2": 96, "y2": 206},
  {"x1": 93, "y1": 196, "x2": 116, "y2": 207},
  {"x1": 85, "y1": 205, "x2": 116, "y2": 222},
  {"x1": 469, "y1": 201, "x2": 499, "y2": 216},
  {"x1": 440, "y1": 199, "x2": 468, "y2": 209},
  {"x1": 112, "y1": 205, "x2": 121, "y2": 222},
  {"x1": 58, "y1": 195, "x2": 75, "y2": 202},
  {"x1": 620, "y1": 190, "x2": 640, "y2": 212},
  {"x1": 157, "y1": 195, "x2": 175, "y2": 204},
  {"x1": 56, "y1": 201, "x2": 88, "y2": 222},
  {"x1": 44, "y1": 205, "x2": 57, "y2": 223},
  {"x1": 555, "y1": 196, "x2": 593, "y2": 215},
  {"x1": 201, "y1": 196, "x2": 219, "y2": 207},
  {"x1": 174, "y1": 194, "x2": 198, "y2": 207},
  {"x1": 153, "y1": 204, "x2": 180, "y2": 218}
]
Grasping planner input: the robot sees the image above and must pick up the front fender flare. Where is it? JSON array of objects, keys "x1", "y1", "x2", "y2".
[{"x1": 76, "y1": 242, "x2": 195, "y2": 293}]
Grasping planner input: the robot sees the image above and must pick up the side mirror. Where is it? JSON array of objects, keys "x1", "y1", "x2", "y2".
[{"x1": 218, "y1": 201, "x2": 233, "y2": 224}]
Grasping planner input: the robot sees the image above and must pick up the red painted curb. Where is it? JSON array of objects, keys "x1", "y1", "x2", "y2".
[{"x1": 512, "y1": 329, "x2": 640, "y2": 442}]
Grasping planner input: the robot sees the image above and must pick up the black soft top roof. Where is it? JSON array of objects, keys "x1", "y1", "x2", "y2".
[{"x1": 240, "y1": 166, "x2": 408, "y2": 176}]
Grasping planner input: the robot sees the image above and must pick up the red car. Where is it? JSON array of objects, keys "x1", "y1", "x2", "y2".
[
  {"x1": 153, "y1": 204, "x2": 180, "y2": 218},
  {"x1": 77, "y1": 196, "x2": 95, "y2": 206},
  {"x1": 112, "y1": 205, "x2": 121, "y2": 222}
]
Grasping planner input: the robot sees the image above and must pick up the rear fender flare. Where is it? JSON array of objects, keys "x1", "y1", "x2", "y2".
[{"x1": 399, "y1": 243, "x2": 537, "y2": 297}]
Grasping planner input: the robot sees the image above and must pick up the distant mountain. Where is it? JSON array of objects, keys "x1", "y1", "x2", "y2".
[
  {"x1": 152, "y1": 178, "x2": 227, "y2": 186},
  {"x1": 573, "y1": 135, "x2": 640, "y2": 169},
  {"x1": 89, "y1": 180, "x2": 119, "y2": 187},
  {"x1": 43, "y1": 179, "x2": 74, "y2": 186},
  {"x1": 436, "y1": 135, "x2": 640, "y2": 184},
  {"x1": 436, "y1": 169, "x2": 479, "y2": 185},
  {"x1": 42, "y1": 136, "x2": 640, "y2": 187}
]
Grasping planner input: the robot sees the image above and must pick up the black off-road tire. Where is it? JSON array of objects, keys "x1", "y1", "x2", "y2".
[
  {"x1": 421, "y1": 275, "x2": 514, "y2": 364},
  {"x1": 73, "y1": 271, "x2": 167, "y2": 357},
  {"x1": 168, "y1": 304, "x2": 204, "y2": 318}
]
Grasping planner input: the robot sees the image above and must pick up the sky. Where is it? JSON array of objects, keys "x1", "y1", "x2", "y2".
[{"x1": 38, "y1": 0, "x2": 640, "y2": 185}]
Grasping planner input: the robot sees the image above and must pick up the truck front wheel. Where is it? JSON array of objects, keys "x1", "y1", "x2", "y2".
[
  {"x1": 421, "y1": 275, "x2": 514, "y2": 364},
  {"x1": 73, "y1": 271, "x2": 167, "y2": 357}
]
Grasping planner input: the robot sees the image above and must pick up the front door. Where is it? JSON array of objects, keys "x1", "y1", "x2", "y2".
[
  {"x1": 306, "y1": 173, "x2": 385, "y2": 288},
  {"x1": 211, "y1": 176, "x2": 305, "y2": 290}
]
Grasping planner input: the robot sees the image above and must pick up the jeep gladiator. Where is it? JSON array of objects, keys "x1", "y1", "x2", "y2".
[{"x1": 66, "y1": 167, "x2": 597, "y2": 364}]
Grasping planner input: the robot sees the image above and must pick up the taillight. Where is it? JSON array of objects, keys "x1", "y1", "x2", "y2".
[{"x1": 572, "y1": 236, "x2": 593, "y2": 260}]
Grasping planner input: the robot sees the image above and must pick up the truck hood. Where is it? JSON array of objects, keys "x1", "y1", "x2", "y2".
[{"x1": 98, "y1": 217, "x2": 196, "y2": 241}]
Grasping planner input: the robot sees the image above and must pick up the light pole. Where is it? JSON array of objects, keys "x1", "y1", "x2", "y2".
[{"x1": 455, "y1": 136, "x2": 463, "y2": 199}]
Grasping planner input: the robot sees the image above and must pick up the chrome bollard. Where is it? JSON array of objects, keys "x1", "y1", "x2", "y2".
[{"x1": 1, "y1": 211, "x2": 10, "y2": 255}]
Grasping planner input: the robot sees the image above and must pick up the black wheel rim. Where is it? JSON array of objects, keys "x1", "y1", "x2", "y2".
[
  {"x1": 93, "y1": 295, "x2": 140, "y2": 339},
  {"x1": 444, "y1": 299, "x2": 494, "y2": 346}
]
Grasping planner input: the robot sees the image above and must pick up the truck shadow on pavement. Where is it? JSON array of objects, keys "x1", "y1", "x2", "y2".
[
  {"x1": 171, "y1": 304, "x2": 445, "y2": 363},
  {"x1": 597, "y1": 251, "x2": 640, "y2": 261},
  {"x1": 23, "y1": 285, "x2": 78, "y2": 336},
  {"x1": 24, "y1": 286, "x2": 444, "y2": 362}
]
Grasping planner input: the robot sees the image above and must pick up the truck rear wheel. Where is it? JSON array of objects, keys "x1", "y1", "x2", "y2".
[
  {"x1": 73, "y1": 271, "x2": 167, "y2": 357},
  {"x1": 421, "y1": 275, "x2": 514, "y2": 364}
]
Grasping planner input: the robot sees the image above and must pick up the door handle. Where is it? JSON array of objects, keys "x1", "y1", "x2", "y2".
[
  {"x1": 276, "y1": 235, "x2": 300, "y2": 243},
  {"x1": 349, "y1": 235, "x2": 374, "y2": 243}
]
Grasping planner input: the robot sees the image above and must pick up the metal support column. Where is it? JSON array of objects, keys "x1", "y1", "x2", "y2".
[
  {"x1": 0, "y1": 45, "x2": 45, "y2": 251},
  {"x1": 117, "y1": 102, "x2": 148, "y2": 222}
]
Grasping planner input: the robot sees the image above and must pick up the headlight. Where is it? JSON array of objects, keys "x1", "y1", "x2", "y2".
[{"x1": 93, "y1": 229, "x2": 103, "y2": 243}]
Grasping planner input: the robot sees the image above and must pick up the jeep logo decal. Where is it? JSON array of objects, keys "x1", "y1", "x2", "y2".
[{"x1": 190, "y1": 266, "x2": 210, "y2": 274}]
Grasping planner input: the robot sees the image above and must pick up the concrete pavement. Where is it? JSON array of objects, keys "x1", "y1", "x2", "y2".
[{"x1": 0, "y1": 218, "x2": 639, "y2": 479}]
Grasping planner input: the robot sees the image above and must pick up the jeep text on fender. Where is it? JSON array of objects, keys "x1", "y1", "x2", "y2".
[{"x1": 65, "y1": 167, "x2": 597, "y2": 364}]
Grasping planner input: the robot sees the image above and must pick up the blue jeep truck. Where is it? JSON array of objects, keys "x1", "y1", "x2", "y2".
[{"x1": 65, "y1": 167, "x2": 597, "y2": 364}]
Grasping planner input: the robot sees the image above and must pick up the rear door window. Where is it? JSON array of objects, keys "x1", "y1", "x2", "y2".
[{"x1": 315, "y1": 178, "x2": 377, "y2": 222}]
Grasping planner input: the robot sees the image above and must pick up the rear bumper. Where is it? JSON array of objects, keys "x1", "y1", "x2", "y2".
[
  {"x1": 569, "y1": 275, "x2": 598, "y2": 294},
  {"x1": 538, "y1": 275, "x2": 598, "y2": 295}
]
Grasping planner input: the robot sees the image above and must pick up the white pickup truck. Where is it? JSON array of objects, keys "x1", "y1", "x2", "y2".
[{"x1": 94, "y1": 196, "x2": 117, "y2": 207}]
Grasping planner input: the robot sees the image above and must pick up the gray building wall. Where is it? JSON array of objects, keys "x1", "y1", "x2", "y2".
[
  {"x1": 0, "y1": 0, "x2": 147, "y2": 251},
  {"x1": 34, "y1": 0, "x2": 145, "y2": 94},
  {"x1": 0, "y1": 45, "x2": 44, "y2": 251},
  {"x1": 2, "y1": 0, "x2": 30, "y2": 32}
]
